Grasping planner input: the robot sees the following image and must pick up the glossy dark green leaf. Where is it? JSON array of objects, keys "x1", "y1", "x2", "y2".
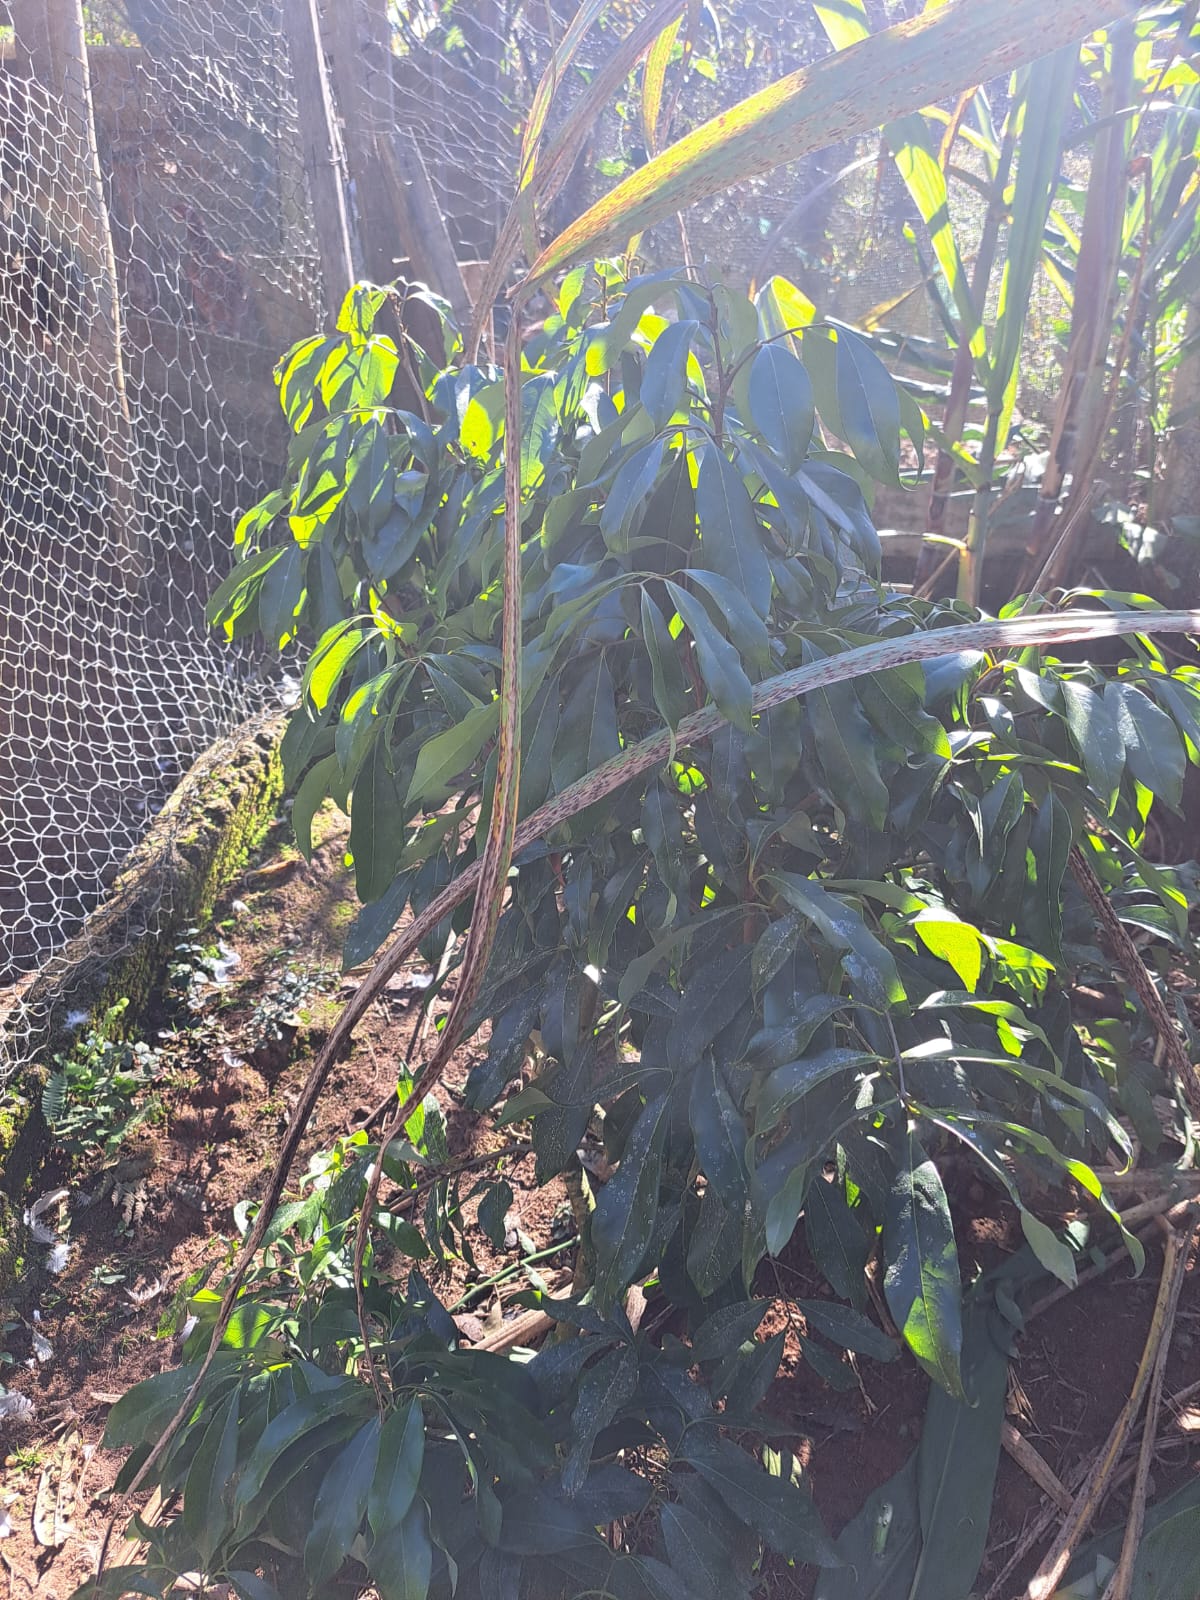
[
  {"x1": 808, "y1": 677, "x2": 889, "y2": 830},
  {"x1": 351, "y1": 738, "x2": 408, "y2": 903},
  {"x1": 343, "y1": 869, "x2": 414, "y2": 971},
  {"x1": 768, "y1": 873, "x2": 906, "y2": 1012},
  {"x1": 1027, "y1": 791, "x2": 1072, "y2": 961},
  {"x1": 642, "y1": 319, "x2": 697, "y2": 428},
  {"x1": 478, "y1": 1180, "x2": 514, "y2": 1249},
  {"x1": 206, "y1": 543, "x2": 285, "y2": 633},
  {"x1": 695, "y1": 444, "x2": 772, "y2": 618},
  {"x1": 638, "y1": 448, "x2": 697, "y2": 573},
  {"x1": 563, "y1": 1343, "x2": 639, "y2": 1496},
  {"x1": 667, "y1": 943, "x2": 754, "y2": 1072},
  {"x1": 804, "y1": 1174, "x2": 868, "y2": 1310},
  {"x1": 229, "y1": 1574, "x2": 283, "y2": 1600},
  {"x1": 640, "y1": 587, "x2": 690, "y2": 727},
  {"x1": 637, "y1": 1553, "x2": 698, "y2": 1600},
  {"x1": 303, "y1": 622, "x2": 371, "y2": 712},
  {"x1": 750, "y1": 913, "x2": 802, "y2": 1001},
  {"x1": 104, "y1": 1360, "x2": 228, "y2": 1450},
  {"x1": 813, "y1": 1453, "x2": 920, "y2": 1600},
  {"x1": 405, "y1": 701, "x2": 497, "y2": 809},
  {"x1": 551, "y1": 653, "x2": 621, "y2": 789},
  {"x1": 234, "y1": 1385, "x2": 371, "y2": 1511},
  {"x1": 666, "y1": 580, "x2": 753, "y2": 732},
  {"x1": 183, "y1": 1388, "x2": 239, "y2": 1564},
  {"x1": 661, "y1": 1499, "x2": 748, "y2": 1600},
  {"x1": 686, "y1": 568, "x2": 771, "y2": 671},
  {"x1": 690, "y1": 1299, "x2": 770, "y2": 1363},
  {"x1": 755, "y1": 1049, "x2": 880, "y2": 1137},
  {"x1": 801, "y1": 325, "x2": 901, "y2": 486},
  {"x1": 882, "y1": 1132, "x2": 964, "y2": 1398},
  {"x1": 685, "y1": 1435, "x2": 839, "y2": 1567},
  {"x1": 743, "y1": 995, "x2": 849, "y2": 1074},
  {"x1": 690, "y1": 1056, "x2": 748, "y2": 1198},
  {"x1": 856, "y1": 663, "x2": 951, "y2": 760},
  {"x1": 370, "y1": 1498, "x2": 433, "y2": 1600},
  {"x1": 797, "y1": 1300, "x2": 896, "y2": 1362},
  {"x1": 687, "y1": 1185, "x2": 742, "y2": 1295},
  {"x1": 498, "y1": 1483, "x2": 598, "y2": 1554},
  {"x1": 520, "y1": 373, "x2": 561, "y2": 490},
  {"x1": 291, "y1": 755, "x2": 338, "y2": 861},
  {"x1": 600, "y1": 439, "x2": 666, "y2": 553},
  {"x1": 749, "y1": 343, "x2": 814, "y2": 471},
  {"x1": 642, "y1": 779, "x2": 689, "y2": 907},
  {"x1": 258, "y1": 542, "x2": 304, "y2": 646},
  {"x1": 305, "y1": 1418, "x2": 381, "y2": 1587},
  {"x1": 910, "y1": 1300, "x2": 1008, "y2": 1598},
  {"x1": 797, "y1": 1334, "x2": 859, "y2": 1391},
  {"x1": 1106, "y1": 680, "x2": 1186, "y2": 807},
  {"x1": 592, "y1": 1094, "x2": 668, "y2": 1307},
  {"x1": 720, "y1": 1329, "x2": 787, "y2": 1417},
  {"x1": 1060, "y1": 679, "x2": 1124, "y2": 810}
]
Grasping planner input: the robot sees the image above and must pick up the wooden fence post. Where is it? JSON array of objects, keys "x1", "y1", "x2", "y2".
[
  {"x1": 280, "y1": 0, "x2": 357, "y2": 326},
  {"x1": 322, "y1": 0, "x2": 472, "y2": 328}
]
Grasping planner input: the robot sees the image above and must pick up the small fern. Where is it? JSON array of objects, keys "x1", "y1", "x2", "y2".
[
  {"x1": 42, "y1": 1003, "x2": 161, "y2": 1159},
  {"x1": 41, "y1": 1072, "x2": 67, "y2": 1129}
]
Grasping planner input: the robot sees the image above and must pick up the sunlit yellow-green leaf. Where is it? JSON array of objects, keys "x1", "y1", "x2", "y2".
[{"x1": 525, "y1": 0, "x2": 1138, "y2": 287}]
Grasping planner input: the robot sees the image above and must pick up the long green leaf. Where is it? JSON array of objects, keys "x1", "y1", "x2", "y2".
[
  {"x1": 525, "y1": 0, "x2": 1138, "y2": 285},
  {"x1": 907, "y1": 1301, "x2": 1008, "y2": 1597},
  {"x1": 882, "y1": 1131, "x2": 964, "y2": 1398},
  {"x1": 988, "y1": 46, "x2": 1076, "y2": 436},
  {"x1": 305, "y1": 1419, "x2": 381, "y2": 1588}
]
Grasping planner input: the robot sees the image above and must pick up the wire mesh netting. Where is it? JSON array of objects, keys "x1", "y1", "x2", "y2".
[
  {"x1": 0, "y1": 1, "x2": 325, "y2": 1066},
  {"x1": 0, "y1": 0, "x2": 1028, "y2": 1077}
]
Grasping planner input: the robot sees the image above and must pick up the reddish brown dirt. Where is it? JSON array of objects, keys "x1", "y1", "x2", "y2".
[
  {"x1": 1, "y1": 806, "x2": 1197, "y2": 1599},
  {"x1": 0, "y1": 807, "x2": 567, "y2": 1598}
]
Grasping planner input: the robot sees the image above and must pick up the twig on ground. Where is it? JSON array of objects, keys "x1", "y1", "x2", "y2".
[
  {"x1": 1091, "y1": 1168, "x2": 1200, "y2": 1191},
  {"x1": 1002, "y1": 1422, "x2": 1074, "y2": 1512},
  {"x1": 986, "y1": 1362, "x2": 1200, "y2": 1600},
  {"x1": 1101, "y1": 1214, "x2": 1197, "y2": 1600},
  {"x1": 1024, "y1": 1222, "x2": 1190, "y2": 1599}
]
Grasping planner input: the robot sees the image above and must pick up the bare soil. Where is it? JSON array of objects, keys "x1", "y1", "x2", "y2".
[{"x1": 1, "y1": 806, "x2": 1197, "y2": 1599}]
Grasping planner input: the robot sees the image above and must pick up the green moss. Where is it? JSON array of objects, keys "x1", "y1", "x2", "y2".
[{"x1": 0, "y1": 717, "x2": 286, "y2": 1298}]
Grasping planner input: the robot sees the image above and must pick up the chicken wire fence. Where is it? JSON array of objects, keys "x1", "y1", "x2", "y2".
[{"x1": 0, "y1": 0, "x2": 981, "y2": 1078}]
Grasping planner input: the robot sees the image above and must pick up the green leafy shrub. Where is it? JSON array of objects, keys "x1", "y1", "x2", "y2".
[
  {"x1": 93, "y1": 270, "x2": 1200, "y2": 1598},
  {"x1": 43, "y1": 1000, "x2": 162, "y2": 1160}
]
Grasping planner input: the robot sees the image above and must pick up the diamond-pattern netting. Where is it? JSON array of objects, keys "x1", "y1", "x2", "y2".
[{"x1": 0, "y1": 0, "x2": 999, "y2": 1076}]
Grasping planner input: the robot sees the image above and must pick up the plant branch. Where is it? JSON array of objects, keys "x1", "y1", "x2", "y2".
[
  {"x1": 125, "y1": 603, "x2": 1199, "y2": 1498},
  {"x1": 1070, "y1": 842, "x2": 1200, "y2": 1120},
  {"x1": 351, "y1": 302, "x2": 531, "y2": 1407}
]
